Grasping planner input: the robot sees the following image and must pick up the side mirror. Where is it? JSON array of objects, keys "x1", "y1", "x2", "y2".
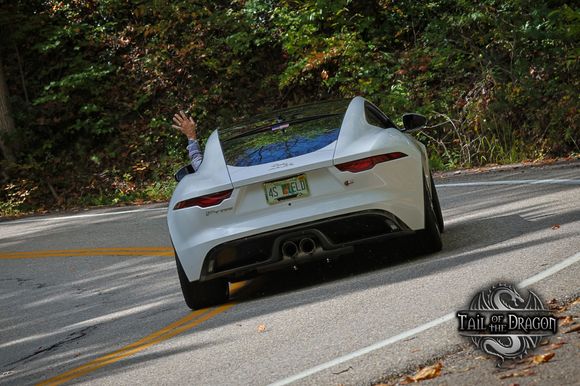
[
  {"x1": 174, "y1": 164, "x2": 195, "y2": 182},
  {"x1": 402, "y1": 113, "x2": 427, "y2": 132}
]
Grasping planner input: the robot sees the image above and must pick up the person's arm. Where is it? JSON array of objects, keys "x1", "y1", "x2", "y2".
[
  {"x1": 172, "y1": 111, "x2": 203, "y2": 171},
  {"x1": 186, "y1": 139, "x2": 203, "y2": 171}
]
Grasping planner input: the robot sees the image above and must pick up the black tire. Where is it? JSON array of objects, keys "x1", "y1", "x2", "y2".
[
  {"x1": 416, "y1": 176, "x2": 443, "y2": 254},
  {"x1": 175, "y1": 253, "x2": 229, "y2": 310},
  {"x1": 430, "y1": 173, "x2": 444, "y2": 233}
]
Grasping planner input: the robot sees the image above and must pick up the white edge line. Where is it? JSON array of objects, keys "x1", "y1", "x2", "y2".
[
  {"x1": 269, "y1": 251, "x2": 580, "y2": 386},
  {"x1": 268, "y1": 313, "x2": 455, "y2": 386},
  {"x1": 436, "y1": 179, "x2": 580, "y2": 187},
  {"x1": 518, "y1": 251, "x2": 580, "y2": 288},
  {"x1": 1, "y1": 206, "x2": 168, "y2": 225}
]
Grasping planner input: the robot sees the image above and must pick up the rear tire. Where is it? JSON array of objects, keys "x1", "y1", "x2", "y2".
[
  {"x1": 175, "y1": 253, "x2": 229, "y2": 310},
  {"x1": 416, "y1": 176, "x2": 443, "y2": 254},
  {"x1": 430, "y1": 173, "x2": 444, "y2": 233}
]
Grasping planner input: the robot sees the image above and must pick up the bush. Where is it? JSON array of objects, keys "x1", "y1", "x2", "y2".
[{"x1": 0, "y1": 0, "x2": 578, "y2": 215}]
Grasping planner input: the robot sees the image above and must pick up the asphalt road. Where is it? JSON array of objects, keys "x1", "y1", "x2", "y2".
[{"x1": 1, "y1": 162, "x2": 579, "y2": 385}]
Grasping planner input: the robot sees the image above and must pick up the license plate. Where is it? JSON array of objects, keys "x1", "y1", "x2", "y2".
[{"x1": 264, "y1": 174, "x2": 310, "y2": 204}]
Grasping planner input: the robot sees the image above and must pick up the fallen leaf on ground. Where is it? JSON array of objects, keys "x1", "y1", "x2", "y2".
[
  {"x1": 539, "y1": 339, "x2": 550, "y2": 346},
  {"x1": 565, "y1": 324, "x2": 580, "y2": 334},
  {"x1": 551, "y1": 224, "x2": 560, "y2": 230},
  {"x1": 572, "y1": 298, "x2": 580, "y2": 306},
  {"x1": 498, "y1": 368, "x2": 535, "y2": 379},
  {"x1": 401, "y1": 362, "x2": 443, "y2": 383},
  {"x1": 531, "y1": 352, "x2": 555, "y2": 364},
  {"x1": 257, "y1": 324, "x2": 266, "y2": 333},
  {"x1": 547, "y1": 299, "x2": 567, "y2": 313},
  {"x1": 545, "y1": 342, "x2": 566, "y2": 350},
  {"x1": 559, "y1": 316, "x2": 574, "y2": 326}
]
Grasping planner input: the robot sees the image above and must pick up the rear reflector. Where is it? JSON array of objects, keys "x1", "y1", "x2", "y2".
[
  {"x1": 335, "y1": 152, "x2": 407, "y2": 173},
  {"x1": 173, "y1": 189, "x2": 233, "y2": 210}
]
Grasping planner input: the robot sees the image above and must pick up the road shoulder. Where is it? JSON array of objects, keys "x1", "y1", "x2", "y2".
[{"x1": 375, "y1": 294, "x2": 580, "y2": 386}]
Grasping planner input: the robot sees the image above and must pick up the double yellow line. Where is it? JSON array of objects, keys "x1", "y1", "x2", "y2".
[
  {"x1": 38, "y1": 303, "x2": 235, "y2": 385},
  {"x1": 3, "y1": 247, "x2": 239, "y2": 384},
  {"x1": 0, "y1": 247, "x2": 173, "y2": 259}
]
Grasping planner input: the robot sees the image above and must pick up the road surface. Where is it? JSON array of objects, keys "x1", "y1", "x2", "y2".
[{"x1": 1, "y1": 161, "x2": 579, "y2": 385}]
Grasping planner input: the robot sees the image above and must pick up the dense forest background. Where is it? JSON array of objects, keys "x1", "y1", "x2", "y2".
[{"x1": 0, "y1": 0, "x2": 578, "y2": 215}]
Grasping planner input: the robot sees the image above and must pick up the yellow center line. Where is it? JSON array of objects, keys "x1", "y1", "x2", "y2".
[
  {"x1": 37, "y1": 303, "x2": 235, "y2": 386},
  {"x1": 0, "y1": 247, "x2": 173, "y2": 259}
]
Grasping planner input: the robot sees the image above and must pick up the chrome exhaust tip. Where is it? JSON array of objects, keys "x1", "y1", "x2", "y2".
[
  {"x1": 299, "y1": 237, "x2": 316, "y2": 254},
  {"x1": 282, "y1": 240, "x2": 298, "y2": 258}
]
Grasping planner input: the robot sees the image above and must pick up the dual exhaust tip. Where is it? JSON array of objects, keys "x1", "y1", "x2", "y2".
[{"x1": 282, "y1": 237, "x2": 316, "y2": 258}]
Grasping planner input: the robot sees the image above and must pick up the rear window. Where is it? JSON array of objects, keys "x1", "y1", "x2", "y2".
[
  {"x1": 220, "y1": 100, "x2": 349, "y2": 167},
  {"x1": 222, "y1": 115, "x2": 343, "y2": 167}
]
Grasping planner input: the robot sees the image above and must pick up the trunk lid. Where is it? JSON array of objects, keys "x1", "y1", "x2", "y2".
[{"x1": 226, "y1": 142, "x2": 336, "y2": 187}]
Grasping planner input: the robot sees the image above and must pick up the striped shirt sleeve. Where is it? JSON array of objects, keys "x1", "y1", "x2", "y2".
[{"x1": 186, "y1": 139, "x2": 203, "y2": 171}]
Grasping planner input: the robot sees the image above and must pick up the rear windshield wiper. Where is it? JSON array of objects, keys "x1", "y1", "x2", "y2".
[{"x1": 222, "y1": 113, "x2": 341, "y2": 142}]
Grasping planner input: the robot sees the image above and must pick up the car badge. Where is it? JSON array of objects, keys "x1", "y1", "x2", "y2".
[{"x1": 269, "y1": 162, "x2": 294, "y2": 170}]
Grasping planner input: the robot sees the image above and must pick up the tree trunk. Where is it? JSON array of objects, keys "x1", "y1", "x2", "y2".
[{"x1": 0, "y1": 55, "x2": 16, "y2": 163}]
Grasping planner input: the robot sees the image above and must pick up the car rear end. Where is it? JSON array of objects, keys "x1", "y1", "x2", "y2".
[{"x1": 168, "y1": 97, "x2": 425, "y2": 283}]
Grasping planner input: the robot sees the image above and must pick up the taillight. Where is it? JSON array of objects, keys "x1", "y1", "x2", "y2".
[
  {"x1": 335, "y1": 152, "x2": 407, "y2": 173},
  {"x1": 173, "y1": 189, "x2": 233, "y2": 210}
]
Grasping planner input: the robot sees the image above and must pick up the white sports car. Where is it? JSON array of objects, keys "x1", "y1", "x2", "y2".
[{"x1": 168, "y1": 96, "x2": 444, "y2": 309}]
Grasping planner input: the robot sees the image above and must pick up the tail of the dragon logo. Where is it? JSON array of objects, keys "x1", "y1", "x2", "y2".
[{"x1": 469, "y1": 284, "x2": 545, "y2": 364}]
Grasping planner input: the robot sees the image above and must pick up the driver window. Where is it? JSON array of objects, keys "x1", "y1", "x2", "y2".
[{"x1": 364, "y1": 103, "x2": 395, "y2": 129}]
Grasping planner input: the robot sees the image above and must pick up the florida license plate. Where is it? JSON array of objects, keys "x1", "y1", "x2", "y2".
[{"x1": 264, "y1": 174, "x2": 310, "y2": 204}]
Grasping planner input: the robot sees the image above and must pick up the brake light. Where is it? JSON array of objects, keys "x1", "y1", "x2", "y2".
[
  {"x1": 173, "y1": 189, "x2": 233, "y2": 210},
  {"x1": 335, "y1": 152, "x2": 407, "y2": 173}
]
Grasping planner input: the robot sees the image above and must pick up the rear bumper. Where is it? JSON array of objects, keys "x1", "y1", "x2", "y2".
[{"x1": 198, "y1": 209, "x2": 413, "y2": 282}]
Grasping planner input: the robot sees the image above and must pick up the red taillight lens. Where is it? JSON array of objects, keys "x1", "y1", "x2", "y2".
[
  {"x1": 335, "y1": 152, "x2": 407, "y2": 173},
  {"x1": 173, "y1": 189, "x2": 233, "y2": 210}
]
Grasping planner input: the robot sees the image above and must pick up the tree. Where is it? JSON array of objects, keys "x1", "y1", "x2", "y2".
[{"x1": 0, "y1": 55, "x2": 15, "y2": 163}]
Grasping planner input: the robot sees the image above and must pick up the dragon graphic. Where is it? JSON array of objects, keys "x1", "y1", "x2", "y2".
[{"x1": 469, "y1": 283, "x2": 545, "y2": 364}]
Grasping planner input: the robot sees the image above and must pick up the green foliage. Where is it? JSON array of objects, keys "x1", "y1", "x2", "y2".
[{"x1": 0, "y1": 0, "x2": 578, "y2": 215}]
